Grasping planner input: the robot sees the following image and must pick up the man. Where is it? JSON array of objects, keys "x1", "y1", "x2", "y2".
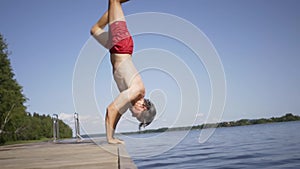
[{"x1": 91, "y1": 0, "x2": 156, "y2": 144}]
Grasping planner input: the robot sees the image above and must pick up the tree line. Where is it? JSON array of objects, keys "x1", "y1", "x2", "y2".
[
  {"x1": 0, "y1": 34, "x2": 72, "y2": 145},
  {"x1": 127, "y1": 113, "x2": 300, "y2": 135}
]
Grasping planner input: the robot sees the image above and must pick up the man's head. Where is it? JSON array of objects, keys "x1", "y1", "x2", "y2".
[{"x1": 130, "y1": 98, "x2": 156, "y2": 130}]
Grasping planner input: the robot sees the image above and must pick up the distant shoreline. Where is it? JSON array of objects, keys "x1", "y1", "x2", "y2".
[
  {"x1": 82, "y1": 113, "x2": 300, "y2": 138},
  {"x1": 7, "y1": 114, "x2": 298, "y2": 145}
]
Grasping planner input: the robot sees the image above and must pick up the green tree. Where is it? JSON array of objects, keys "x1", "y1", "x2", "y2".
[
  {"x1": 0, "y1": 34, "x2": 28, "y2": 144},
  {"x1": 58, "y1": 119, "x2": 72, "y2": 138},
  {"x1": 0, "y1": 34, "x2": 73, "y2": 144}
]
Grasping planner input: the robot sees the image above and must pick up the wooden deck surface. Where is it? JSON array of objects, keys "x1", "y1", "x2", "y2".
[{"x1": 0, "y1": 139, "x2": 137, "y2": 169}]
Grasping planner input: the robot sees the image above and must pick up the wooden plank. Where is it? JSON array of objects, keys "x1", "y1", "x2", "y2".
[
  {"x1": 118, "y1": 145, "x2": 137, "y2": 169},
  {"x1": 0, "y1": 141, "x2": 121, "y2": 169}
]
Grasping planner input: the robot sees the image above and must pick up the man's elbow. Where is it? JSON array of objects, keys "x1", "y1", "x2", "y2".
[{"x1": 136, "y1": 86, "x2": 145, "y2": 99}]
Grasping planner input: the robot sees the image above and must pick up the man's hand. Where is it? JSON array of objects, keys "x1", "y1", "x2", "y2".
[{"x1": 107, "y1": 138, "x2": 125, "y2": 144}]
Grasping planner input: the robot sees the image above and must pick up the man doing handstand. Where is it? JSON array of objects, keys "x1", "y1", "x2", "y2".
[{"x1": 91, "y1": 0, "x2": 156, "y2": 144}]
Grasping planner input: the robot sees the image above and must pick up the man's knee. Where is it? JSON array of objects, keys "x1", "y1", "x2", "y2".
[{"x1": 90, "y1": 25, "x2": 99, "y2": 36}]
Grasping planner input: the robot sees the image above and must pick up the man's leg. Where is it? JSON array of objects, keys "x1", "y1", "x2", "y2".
[
  {"x1": 91, "y1": 11, "x2": 109, "y2": 48},
  {"x1": 108, "y1": 0, "x2": 126, "y2": 23},
  {"x1": 91, "y1": 0, "x2": 129, "y2": 34},
  {"x1": 91, "y1": 0, "x2": 129, "y2": 47},
  {"x1": 91, "y1": 11, "x2": 108, "y2": 35}
]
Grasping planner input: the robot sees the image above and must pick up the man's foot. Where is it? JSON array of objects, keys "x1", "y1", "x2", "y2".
[
  {"x1": 107, "y1": 138, "x2": 125, "y2": 144},
  {"x1": 120, "y1": 0, "x2": 130, "y2": 3}
]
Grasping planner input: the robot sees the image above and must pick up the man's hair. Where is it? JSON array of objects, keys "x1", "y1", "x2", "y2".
[{"x1": 139, "y1": 99, "x2": 156, "y2": 130}]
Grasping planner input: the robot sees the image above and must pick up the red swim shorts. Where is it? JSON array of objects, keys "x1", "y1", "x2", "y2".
[{"x1": 108, "y1": 21, "x2": 134, "y2": 55}]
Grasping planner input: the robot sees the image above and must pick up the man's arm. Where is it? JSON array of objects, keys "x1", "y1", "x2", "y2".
[
  {"x1": 105, "y1": 77, "x2": 144, "y2": 144},
  {"x1": 105, "y1": 105, "x2": 124, "y2": 144},
  {"x1": 91, "y1": 11, "x2": 109, "y2": 48},
  {"x1": 105, "y1": 89, "x2": 132, "y2": 144}
]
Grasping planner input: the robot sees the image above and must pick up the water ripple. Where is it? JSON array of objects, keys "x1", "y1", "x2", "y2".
[{"x1": 126, "y1": 122, "x2": 300, "y2": 169}]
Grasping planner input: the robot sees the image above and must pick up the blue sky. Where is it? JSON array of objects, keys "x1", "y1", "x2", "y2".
[{"x1": 1, "y1": 0, "x2": 299, "y2": 134}]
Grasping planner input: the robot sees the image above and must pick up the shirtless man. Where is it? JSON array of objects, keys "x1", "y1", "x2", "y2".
[{"x1": 91, "y1": 0, "x2": 156, "y2": 144}]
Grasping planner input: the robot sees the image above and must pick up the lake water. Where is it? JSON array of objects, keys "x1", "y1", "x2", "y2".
[{"x1": 122, "y1": 121, "x2": 300, "y2": 169}]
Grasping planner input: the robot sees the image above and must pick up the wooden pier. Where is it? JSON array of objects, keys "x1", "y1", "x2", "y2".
[{"x1": 0, "y1": 139, "x2": 137, "y2": 169}]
